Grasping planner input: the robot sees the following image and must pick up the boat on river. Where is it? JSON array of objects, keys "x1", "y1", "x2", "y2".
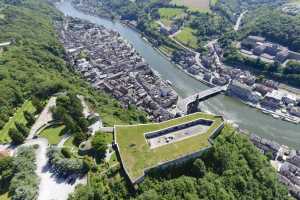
[
  {"x1": 166, "y1": 80, "x2": 173, "y2": 86},
  {"x1": 272, "y1": 114, "x2": 281, "y2": 119}
]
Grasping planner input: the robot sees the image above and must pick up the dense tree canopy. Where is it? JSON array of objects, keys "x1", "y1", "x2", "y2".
[
  {"x1": 91, "y1": 134, "x2": 107, "y2": 158},
  {"x1": 9, "y1": 146, "x2": 39, "y2": 200},
  {"x1": 0, "y1": 156, "x2": 14, "y2": 193},
  {"x1": 190, "y1": 12, "x2": 232, "y2": 42}
]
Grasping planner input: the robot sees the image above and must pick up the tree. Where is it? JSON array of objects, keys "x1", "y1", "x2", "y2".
[
  {"x1": 0, "y1": 157, "x2": 14, "y2": 192},
  {"x1": 23, "y1": 111, "x2": 35, "y2": 127},
  {"x1": 61, "y1": 147, "x2": 72, "y2": 158},
  {"x1": 31, "y1": 96, "x2": 44, "y2": 113},
  {"x1": 192, "y1": 158, "x2": 206, "y2": 178},
  {"x1": 15, "y1": 122, "x2": 29, "y2": 138},
  {"x1": 74, "y1": 132, "x2": 88, "y2": 146},
  {"x1": 9, "y1": 146, "x2": 39, "y2": 200},
  {"x1": 9, "y1": 128, "x2": 25, "y2": 144},
  {"x1": 91, "y1": 134, "x2": 107, "y2": 158},
  {"x1": 265, "y1": 151, "x2": 273, "y2": 161},
  {"x1": 0, "y1": 119, "x2": 5, "y2": 129},
  {"x1": 82, "y1": 156, "x2": 95, "y2": 173}
]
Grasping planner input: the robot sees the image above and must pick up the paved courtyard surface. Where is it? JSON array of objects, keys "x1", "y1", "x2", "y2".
[
  {"x1": 148, "y1": 124, "x2": 210, "y2": 149},
  {"x1": 22, "y1": 139, "x2": 87, "y2": 200}
]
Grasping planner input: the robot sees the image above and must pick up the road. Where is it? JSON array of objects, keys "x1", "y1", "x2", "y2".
[
  {"x1": 234, "y1": 11, "x2": 247, "y2": 31},
  {"x1": 28, "y1": 97, "x2": 57, "y2": 139},
  {"x1": 169, "y1": 29, "x2": 182, "y2": 38}
]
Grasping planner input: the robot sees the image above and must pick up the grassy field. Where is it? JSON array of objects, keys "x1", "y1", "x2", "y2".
[
  {"x1": 115, "y1": 112, "x2": 223, "y2": 181},
  {"x1": 158, "y1": 7, "x2": 185, "y2": 27},
  {"x1": 210, "y1": 0, "x2": 219, "y2": 6},
  {"x1": 63, "y1": 136, "x2": 79, "y2": 153},
  {"x1": 101, "y1": 132, "x2": 113, "y2": 144},
  {"x1": 40, "y1": 125, "x2": 65, "y2": 145},
  {"x1": 171, "y1": 0, "x2": 211, "y2": 12},
  {"x1": 174, "y1": 26, "x2": 198, "y2": 49},
  {"x1": 108, "y1": 152, "x2": 118, "y2": 166},
  {"x1": 0, "y1": 192, "x2": 10, "y2": 200},
  {"x1": 0, "y1": 100, "x2": 36, "y2": 144}
]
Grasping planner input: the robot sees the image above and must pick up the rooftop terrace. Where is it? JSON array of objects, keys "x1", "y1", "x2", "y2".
[{"x1": 114, "y1": 112, "x2": 224, "y2": 184}]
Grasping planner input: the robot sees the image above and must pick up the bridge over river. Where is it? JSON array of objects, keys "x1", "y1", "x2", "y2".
[{"x1": 177, "y1": 86, "x2": 227, "y2": 114}]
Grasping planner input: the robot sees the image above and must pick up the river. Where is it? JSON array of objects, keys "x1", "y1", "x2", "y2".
[{"x1": 56, "y1": 1, "x2": 300, "y2": 149}]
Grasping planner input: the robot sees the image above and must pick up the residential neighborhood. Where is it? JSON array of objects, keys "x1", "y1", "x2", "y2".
[{"x1": 60, "y1": 18, "x2": 179, "y2": 121}]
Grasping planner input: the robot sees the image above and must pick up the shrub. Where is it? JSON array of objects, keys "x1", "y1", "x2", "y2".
[
  {"x1": 91, "y1": 134, "x2": 107, "y2": 158},
  {"x1": 9, "y1": 128, "x2": 25, "y2": 145}
]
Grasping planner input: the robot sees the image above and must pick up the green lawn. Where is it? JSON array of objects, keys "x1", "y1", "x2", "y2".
[
  {"x1": 102, "y1": 132, "x2": 113, "y2": 144},
  {"x1": 40, "y1": 125, "x2": 65, "y2": 145},
  {"x1": 0, "y1": 192, "x2": 10, "y2": 200},
  {"x1": 64, "y1": 136, "x2": 79, "y2": 153},
  {"x1": 0, "y1": 100, "x2": 36, "y2": 144},
  {"x1": 115, "y1": 112, "x2": 223, "y2": 181},
  {"x1": 171, "y1": 0, "x2": 212, "y2": 12},
  {"x1": 108, "y1": 152, "x2": 118, "y2": 166},
  {"x1": 158, "y1": 7, "x2": 185, "y2": 27},
  {"x1": 174, "y1": 26, "x2": 199, "y2": 49},
  {"x1": 210, "y1": 0, "x2": 219, "y2": 6}
]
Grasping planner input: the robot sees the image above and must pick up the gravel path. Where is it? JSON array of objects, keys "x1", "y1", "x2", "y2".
[
  {"x1": 57, "y1": 134, "x2": 71, "y2": 148},
  {"x1": 77, "y1": 95, "x2": 90, "y2": 118},
  {"x1": 28, "y1": 97, "x2": 57, "y2": 139}
]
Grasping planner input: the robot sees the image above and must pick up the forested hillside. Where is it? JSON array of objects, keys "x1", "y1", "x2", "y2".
[
  {"x1": 0, "y1": 0, "x2": 147, "y2": 138},
  {"x1": 213, "y1": 0, "x2": 287, "y2": 21},
  {"x1": 240, "y1": 8, "x2": 300, "y2": 52}
]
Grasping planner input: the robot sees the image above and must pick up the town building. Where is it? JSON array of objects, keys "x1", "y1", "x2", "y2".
[
  {"x1": 240, "y1": 35, "x2": 300, "y2": 64},
  {"x1": 60, "y1": 18, "x2": 178, "y2": 122},
  {"x1": 227, "y1": 80, "x2": 253, "y2": 101},
  {"x1": 187, "y1": 65, "x2": 201, "y2": 75},
  {"x1": 261, "y1": 90, "x2": 284, "y2": 110}
]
